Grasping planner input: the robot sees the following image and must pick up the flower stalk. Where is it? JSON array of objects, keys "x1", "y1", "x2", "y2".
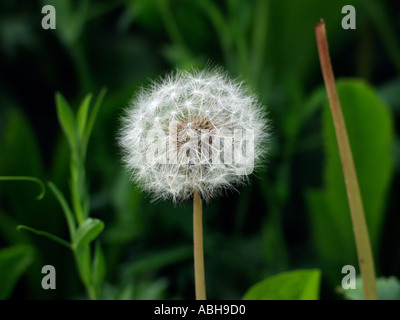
[
  {"x1": 193, "y1": 190, "x2": 206, "y2": 300},
  {"x1": 315, "y1": 19, "x2": 378, "y2": 300}
]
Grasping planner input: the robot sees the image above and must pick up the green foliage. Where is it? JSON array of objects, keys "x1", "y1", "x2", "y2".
[
  {"x1": 0, "y1": 245, "x2": 34, "y2": 299},
  {"x1": 307, "y1": 80, "x2": 394, "y2": 283},
  {"x1": 52, "y1": 91, "x2": 107, "y2": 299},
  {"x1": 92, "y1": 242, "x2": 107, "y2": 295},
  {"x1": 74, "y1": 218, "x2": 104, "y2": 249},
  {"x1": 83, "y1": 88, "x2": 107, "y2": 153},
  {"x1": 56, "y1": 93, "x2": 79, "y2": 152},
  {"x1": 243, "y1": 269, "x2": 321, "y2": 300},
  {"x1": 77, "y1": 94, "x2": 93, "y2": 139},
  {"x1": 3, "y1": 91, "x2": 108, "y2": 299}
]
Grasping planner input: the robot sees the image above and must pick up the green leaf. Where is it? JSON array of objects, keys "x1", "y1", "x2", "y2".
[
  {"x1": 74, "y1": 218, "x2": 104, "y2": 249},
  {"x1": 74, "y1": 245, "x2": 92, "y2": 287},
  {"x1": 0, "y1": 245, "x2": 34, "y2": 299},
  {"x1": 243, "y1": 269, "x2": 321, "y2": 300},
  {"x1": 17, "y1": 225, "x2": 71, "y2": 249},
  {"x1": 77, "y1": 94, "x2": 93, "y2": 139},
  {"x1": 341, "y1": 276, "x2": 400, "y2": 300},
  {"x1": 73, "y1": 221, "x2": 105, "y2": 296},
  {"x1": 0, "y1": 176, "x2": 45, "y2": 200},
  {"x1": 48, "y1": 182, "x2": 76, "y2": 240},
  {"x1": 92, "y1": 241, "x2": 106, "y2": 295},
  {"x1": 84, "y1": 87, "x2": 107, "y2": 151},
  {"x1": 55, "y1": 92, "x2": 77, "y2": 150},
  {"x1": 307, "y1": 79, "x2": 394, "y2": 283}
]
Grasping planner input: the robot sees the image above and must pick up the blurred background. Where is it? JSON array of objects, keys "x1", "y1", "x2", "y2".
[{"x1": 0, "y1": 0, "x2": 399, "y2": 299}]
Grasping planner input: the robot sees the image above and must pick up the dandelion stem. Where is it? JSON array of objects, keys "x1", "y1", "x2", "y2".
[
  {"x1": 315, "y1": 19, "x2": 378, "y2": 300},
  {"x1": 193, "y1": 190, "x2": 206, "y2": 300}
]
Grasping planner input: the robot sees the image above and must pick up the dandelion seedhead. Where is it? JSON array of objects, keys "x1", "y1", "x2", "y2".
[{"x1": 119, "y1": 67, "x2": 269, "y2": 202}]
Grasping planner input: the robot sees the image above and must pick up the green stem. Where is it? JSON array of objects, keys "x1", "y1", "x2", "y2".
[
  {"x1": 193, "y1": 190, "x2": 206, "y2": 300},
  {"x1": 315, "y1": 20, "x2": 378, "y2": 300},
  {"x1": 71, "y1": 158, "x2": 86, "y2": 225},
  {"x1": 73, "y1": 244, "x2": 97, "y2": 300}
]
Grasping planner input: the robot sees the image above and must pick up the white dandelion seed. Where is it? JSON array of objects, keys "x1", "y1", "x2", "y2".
[{"x1": 118, "y1": 67, "x2": 269, "y2": 202}]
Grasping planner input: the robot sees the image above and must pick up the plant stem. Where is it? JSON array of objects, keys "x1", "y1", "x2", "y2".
[
  {"x1": 193, "y1": 190, "x2": 206, "y2": 300},
  {"x1": 315, "y1": 20, "x2": 378, "y2": 300}
]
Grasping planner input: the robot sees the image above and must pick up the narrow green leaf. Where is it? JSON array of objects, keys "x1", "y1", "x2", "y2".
[
  {"x1": 74, "y1": 245, "x2": 92, "y2": 287},
  {"x1": 243, "y1": 269, "x2": 321, "y2": 300},
  {"x1": 55, "y1": 92, "x2": 77, "y2": 150},
  {"x1": 74, "y1": 218, "x2": 104, "y2": 249},
  {"x1": 17, "y1": 225, "x2": 71, "y2": 249},
  {"x1": 0, "y1": 245, "x2": 34, "y2": 299},
  {"x1": 0, "y1": 176, "x2": 45, "y2": 200},
  {"x1": 307, "y1": 79, "x2": 394, "y2": 284},
  {"x1": 84, "y1": 87, "x2": 107, "y2": 150},
  {"x1": 77, "y1": 94, "x2": 93, "y2": 139},
  {"x1": 48, "y1": 182, "x2": 76, "y2": 240},
  {"x1": 92, "y1": 241, "x2": 106, "y2": 295}
]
